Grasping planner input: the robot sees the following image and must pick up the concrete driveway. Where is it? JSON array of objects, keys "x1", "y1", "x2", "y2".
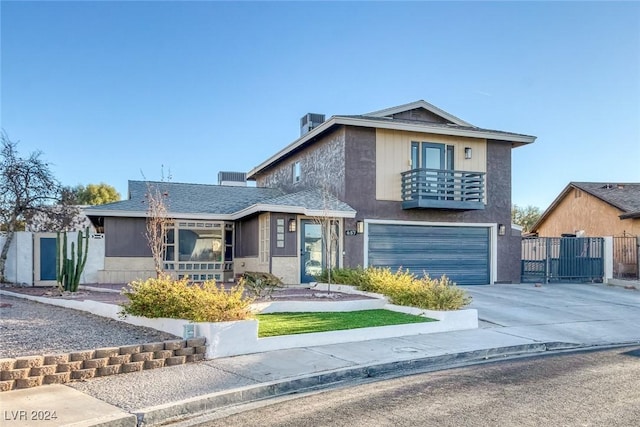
[{"x1": 463, "y1": 283, "x2": 640, "y2": 346}]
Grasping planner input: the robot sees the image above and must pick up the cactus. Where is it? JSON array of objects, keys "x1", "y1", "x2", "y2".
[{"x1": 55, "y1": 227, "x2": 89, "y2": 292}]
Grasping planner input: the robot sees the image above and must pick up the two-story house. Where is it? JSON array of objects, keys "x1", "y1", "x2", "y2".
[
  {"x1": 245, "y1": 100, "x2": 535, "y2": 285},
  {"x1": 82, "y1": 100, "x2": 535, "y2": 287}
]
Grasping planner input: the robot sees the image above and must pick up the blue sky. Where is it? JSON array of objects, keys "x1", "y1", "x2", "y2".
[{"x1": 2, "y1": 1, "x2": 639, "y2": 210}]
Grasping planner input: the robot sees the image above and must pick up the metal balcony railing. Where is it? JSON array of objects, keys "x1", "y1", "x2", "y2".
[{"x1": 400, "y1": 168, "x2": 485, "y2": 210}]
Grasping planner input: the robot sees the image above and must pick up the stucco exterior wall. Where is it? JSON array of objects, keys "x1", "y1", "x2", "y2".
[
  {"x1": 15, "y1": 232, "x2": 33, "y2": 285},
  {"x1": 255, "y1": 127, "x2": 346, "y2": 198},
  {"x1": 391, "y1": 108, "x2": 449, "y2": 123},
  {"x1": 0, "y1": 232, "x2": 33, "y2": 285},
  {"x1": 536, "y1": 187, "x2": 640, "y2": 237},
  {"x1": 52, "y1": 231, "x2": 105, "y2": 285},
  {"x1": 82, "y1": 234, "x2": 105, "y2": 284},
  {"x1": 486, "y1": 140, "x2": 520, "y2": 283}
]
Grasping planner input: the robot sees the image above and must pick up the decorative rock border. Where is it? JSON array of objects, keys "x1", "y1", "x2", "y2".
[{"x1": 0, "y1": 338, "x2": 206, "y2": 392}]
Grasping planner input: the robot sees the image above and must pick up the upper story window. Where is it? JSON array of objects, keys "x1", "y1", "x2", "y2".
[
  {"x1": 292, "y1": 161, "x2": 302, "y2": 183},
  {"x1": 411, "y1": 141, "x2": 454, "y2": 170}
]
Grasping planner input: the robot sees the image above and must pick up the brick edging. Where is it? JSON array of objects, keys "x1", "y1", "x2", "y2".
[{"x1": 0, "y1": 337, "x2": 206, "y2": 392}]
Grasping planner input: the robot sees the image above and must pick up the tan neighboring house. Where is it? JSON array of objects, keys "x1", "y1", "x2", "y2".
[{"x1": 531, "y1": 182, "x2": 640, "y2": 237}]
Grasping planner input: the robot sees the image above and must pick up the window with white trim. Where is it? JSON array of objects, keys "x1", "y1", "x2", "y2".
[
  {"x1": 292, "y1": 161, "x2": 302, "y2": 183},
  {"x1": 259, "y1": 213, "x2": 270, "y2": 264},
  {"x1": 161, "y1": 220, "x2": 234, "y2": 282}
]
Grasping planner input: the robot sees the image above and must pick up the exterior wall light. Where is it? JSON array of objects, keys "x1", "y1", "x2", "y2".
[
  {"x1": 288, "y1": 218, "x2": 297, "y2": 232},
  {"x1": 464, "y1": 147, "x2": 472, "y2": 159},
  {"x1": 356, "y1": 220, "x2": 364, "y2": 234},
  {"x1": 498, "y1": 224, "x2": 506, "y2": 236}
]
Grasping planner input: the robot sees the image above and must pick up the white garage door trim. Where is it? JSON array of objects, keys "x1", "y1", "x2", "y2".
[{"x1": 363, "y1": 219, "x2": 497, "y2": 285}]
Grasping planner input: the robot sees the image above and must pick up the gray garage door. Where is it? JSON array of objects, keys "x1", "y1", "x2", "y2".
[{"x1": 367, "y1": 223, "x2": 490, "y2": 285}]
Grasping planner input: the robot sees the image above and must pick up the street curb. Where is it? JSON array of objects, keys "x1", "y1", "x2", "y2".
[
  {"x1": 66, "y1": 413, "x2": 138, "y2": 427},
  {"x1": 133, "y1": 342, "x2": 571, "y2": 426}
]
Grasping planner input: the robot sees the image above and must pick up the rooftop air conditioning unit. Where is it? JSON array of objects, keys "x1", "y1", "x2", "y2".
[
  {"x1": 300, "y1": 113, "x2": 325, "y2": 136},
  {"x1": 218, "y1": 171, "x2": 247, "y2": 187}
]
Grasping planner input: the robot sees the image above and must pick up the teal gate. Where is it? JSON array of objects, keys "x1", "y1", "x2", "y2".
[{"x1": 521, "y1": 237, "x2": 604, "y2": 283}]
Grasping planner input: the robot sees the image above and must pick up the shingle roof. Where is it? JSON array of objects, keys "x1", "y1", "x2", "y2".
[
  {"x1": 571, "y1": 182, "x2": 640, "y2": 218},
  {"x1": 85, "y1": 180, "x2": 355, "y2": 218},
  {"x1": 248, "y1": 102, "x2": 536, "y2": 179},
  {"x1": 87, "y1": 180, "x2": 284, "y2": 215},
  {"x1": 262, "y1": 189, "x2": 356, "y2": 213}
]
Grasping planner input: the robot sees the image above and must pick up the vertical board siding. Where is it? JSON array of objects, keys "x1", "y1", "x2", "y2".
[{"x1": 375, "y1": 129, "x2": 487, "y2": 202}]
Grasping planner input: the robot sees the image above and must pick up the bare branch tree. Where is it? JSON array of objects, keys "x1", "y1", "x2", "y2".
[
  {"x1": 24, "y1": 205, "x2": 86, "y2": 232},
  {"x1": 311, "y1": 180, "x2": 340, "y2": 294},
  {"x1": 0, "y1": 132, "x2": 60, "y2": 282},
  {"x1": 144, "y1": 183, "x2": 172, "y2": 278},
  {"x1": 141, "y1": 166, "x2": 173, "y2": 278}
]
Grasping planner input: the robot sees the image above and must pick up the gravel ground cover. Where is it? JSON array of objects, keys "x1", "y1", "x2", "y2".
[
  {"x1": 0, "y1": 284, "x2": 373, "y2": 359},
  {"x1": 0, "y1": 294, "x2": 179, "y2": 358}
]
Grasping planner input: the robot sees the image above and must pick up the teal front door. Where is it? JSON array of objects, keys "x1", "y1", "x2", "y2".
[{"x1": 300, "y1": 221, "x2": 323, "y2": 283}]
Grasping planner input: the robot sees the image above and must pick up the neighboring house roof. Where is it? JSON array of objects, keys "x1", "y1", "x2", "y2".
[
  {"x1": 532, "y1": 182, "x2": 640, "y2": 231},
  {"x1": 85, "y1": 180, "x2": 356, "y2": 220},
  {"x1": 247, "y1": 99, "x2": 536, "y2": 179}
]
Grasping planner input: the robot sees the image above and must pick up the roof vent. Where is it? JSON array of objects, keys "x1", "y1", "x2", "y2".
[
  {"x1": 218, "y1": 171, "x2": 247, "y2": 187},
  {"x1": 300, "y1": 113, "x2": 325, "y2": 136}
]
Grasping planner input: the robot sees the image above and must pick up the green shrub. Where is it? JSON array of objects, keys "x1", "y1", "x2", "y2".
[
  {"x1": 240, "y1": 271, "x2": 283, "y2": 299},
  {"x1": 315, "y1": 267, "x2": 369, "y2": 287},
  {"x1": 120, "y1": 275, "x2": 254, "y2": 322},
  {"x1": 317, "y1": 266, "x2": 472, "y2": 310}
]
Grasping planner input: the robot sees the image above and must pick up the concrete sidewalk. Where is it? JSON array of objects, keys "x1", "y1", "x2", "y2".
[{"x1": 2, "y1": 283, "x2": 639, "y2": 427}]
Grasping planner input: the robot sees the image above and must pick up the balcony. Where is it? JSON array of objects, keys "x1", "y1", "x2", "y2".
[{"x1": 401, "y1": 168, "x2": 485, "y2": 210}]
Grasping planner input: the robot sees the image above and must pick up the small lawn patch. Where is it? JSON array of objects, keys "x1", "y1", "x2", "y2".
[{"x1": 257, "y1": 309, "x2": 436, "y2": 337}]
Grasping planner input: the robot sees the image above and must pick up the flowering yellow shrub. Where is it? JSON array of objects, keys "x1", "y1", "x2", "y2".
[
  {"x1": 390, "y1": 273, "x2": 471, "y2": 310},
  {"x1": 325, "y1": 267, "x2": 471, "y2": 310},
  {"x1": 120, "y1": 275, "x2": 254, "y2": 322}
]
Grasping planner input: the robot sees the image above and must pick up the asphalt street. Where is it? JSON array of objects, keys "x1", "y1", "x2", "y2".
[{"x1": 189, "y1": 346, "x2": 640, "y2": 427}]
